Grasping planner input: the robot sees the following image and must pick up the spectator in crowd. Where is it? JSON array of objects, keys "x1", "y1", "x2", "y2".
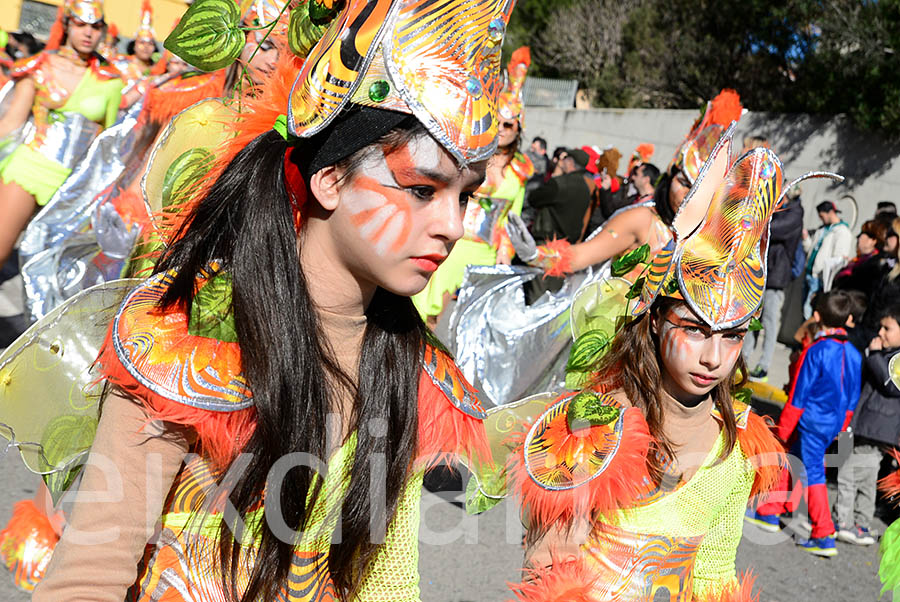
[
  {"x1": 833, "y1": 219, "x2": 889, "y2": 297},
  {"x1": 875, "y1": 201, "x2": 898, "y2": 226},
  {"x1": 628, "y1": 162, "x2": 660, "y2": 205},
  {"x1": 835, "y1": 302, "x2": 900, "y2": 546},
  {"x1": 802, "y1": 200, "x2": 854, "y2": 317},
  {"x1": 846, "y1": 290, "x2": 870, "y2": 352},
  {"x1": 5, "y1": 31, "x2": 43, "y2": 60},
  {"x1": 745, "y1": 184, "x2": 804, "y2": 380},
  {"x1": 857, "y1": 216, "x2": 900, "y2": 348},
  {"x1": 525, "y1": 136, "x2": 548, "y2": 178},
  {"x1": 528, "y1": 148, "x2": 595, "y2": 244},
  {"x1": 748, "y1": 290, "x2": 862, "y2": 557}
]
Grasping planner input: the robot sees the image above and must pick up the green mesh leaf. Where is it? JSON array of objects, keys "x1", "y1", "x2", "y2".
[
  {"x1": 734, "y1": 387, "x2": 753, "y2": 406},
  {"x1": 565, "y1": 369, "x2": 591, "y2": 390},
  {"x1": 566, "y1": 391, "x2": 621, "y2": 431},
  {"x1": 189, "y1": 271, "x2": 238, "y2": 343},
  {"x1": 164, "y1": 0, "x2": 245, "y2": 72},
  {"x1": 40, "y1": 414, "x2": 98, "y2": 503},
  {"x1": 465, "y1": 471, "x2": 504, "y2": 515},
  {"x1": 610, "y1": 243, "x2": 650, "y2": 277},
  {"x1": 748, "y1": 317, "x2": 763, "y2": 332}
]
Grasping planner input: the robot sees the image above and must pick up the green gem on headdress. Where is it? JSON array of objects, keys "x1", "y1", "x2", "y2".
[{"x1": 368, "y1": 80, "x2": 391, "y2": 103}]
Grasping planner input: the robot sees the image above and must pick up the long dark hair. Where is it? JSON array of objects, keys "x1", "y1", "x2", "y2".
[
  {"x1": 155, "y1": 127, "x2": 427, "y2": 601},
  {"x1": 592, "y1": 297, "x2": 743, "y2": 482},
  {"x1": 653, "y1": 168, "x2": 677, "y2": 226}
]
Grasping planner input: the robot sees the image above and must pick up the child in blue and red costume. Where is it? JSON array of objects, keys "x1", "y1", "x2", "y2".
[{"x1": 747, "y1": 290, "x2": 862, "y2": 557}]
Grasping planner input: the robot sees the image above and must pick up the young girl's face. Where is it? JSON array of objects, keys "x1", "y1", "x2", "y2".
[
  {"x1": 654, "y1": 303, "x2": 747, "y2": 404},
  {"x1": 329, "y1": 133, "x2": 485, "y2": 297}
]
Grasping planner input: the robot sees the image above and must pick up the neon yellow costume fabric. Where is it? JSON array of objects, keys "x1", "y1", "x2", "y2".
[
  {"x1": 413, "y1": 155, "x2": 528, "y2": 318},
  {"x1": 0, "y1": 55, "x2": 123, "y2": 205},
  {"x1": 132, "y1": 433, "x2": 424, "y2": 601}
]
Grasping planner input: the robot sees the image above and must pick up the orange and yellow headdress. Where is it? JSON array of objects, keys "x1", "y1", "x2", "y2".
[
  {"x1": 671, "y1": 89, "x2": 743, "y2": 185},
  {"x1": 135, "y1": 0, "x2": 156, "y2": 42},
  {"x1": 634, "y1": 123, "x2": 843, "y2": 329},
  {"x1": 66, "y1": 0, "x2": 105, "y2": 25},
  {"x1": 287, "y1": 0, "x2": 517, "y2": 165},
  {"x1": 498, "y1": 46, "x2": 530, "y2": 123}
]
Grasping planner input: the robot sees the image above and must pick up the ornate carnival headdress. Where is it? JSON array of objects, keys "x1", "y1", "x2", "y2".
[
  {"x1": 134, "y1": 0, "x2": 156, "y2": 42},
  {"x1": 497, "y1": 46, "x2": 530, "y2": 123},
  {"x1": 635, "y1": 123, "x2": 843, "y2": 329},
  {"x1": 66, "y1": 0, "x2": 105, "y2": 25},
  {"x1": 671, "y1": 89, "x2": 744, "y2": 185},
  {"x1": 287, "y1": 0, "x2": 516, "y2": 165}
]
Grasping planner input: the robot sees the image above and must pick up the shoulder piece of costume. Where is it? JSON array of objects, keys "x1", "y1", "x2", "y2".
[
  {"x1": 95, "y1": 267, "x2": 257, "y2": 467},
  {"x1": 632, "y1": 122, "x2": 844, "y2": 329},
  {"x1": 509, "y1": 150, "x2": 535, "y2": 184},
  {"x1": 507, "y1": 390, "x2": 652, "y2": 526},
  {"x1": 738, "y1": 407, "x2": 785, "y2": 501},
  {"x1": 417, "y1": 342, "x2": 491, "y2": 469},
  {"x1": 88, "y1": 53, "x2": 123, "y2": 81},
  {"x1": 879, "y1": 449, "x2": 900, "y2": 598},
  {"x1": 9, "y1": 52, "x2": 48, "y2": 79}
]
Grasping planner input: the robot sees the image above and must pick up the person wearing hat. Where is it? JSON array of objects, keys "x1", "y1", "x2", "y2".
[
  {"x1": 527, "y1": 146, "x2": 596, "y2": 246},
  {"x1": 802, "y1": 199, "x2": 854, "y2": 318},
  {"x1": 0, "y1": 0, "x2": 123, "y2": 271}
]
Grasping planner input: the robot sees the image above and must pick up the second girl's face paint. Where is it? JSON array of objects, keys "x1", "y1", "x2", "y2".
[
  {"x1": 656, "y1": 303, "x2": 746, "y2": 403},
  {"x1": 335, "y1": 133, "x2": 485, "y2": 297}
]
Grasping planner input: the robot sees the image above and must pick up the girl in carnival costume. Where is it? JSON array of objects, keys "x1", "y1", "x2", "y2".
[
  {"x1": 0, "y1": 0, "x2": 123, "y2": 266},
  {"x1": 413, "y1": 46, "x2": 534, "y2": 323},
  {"x1": 0, "y1": 0, "x2": 519, "y2": 598},
  {"x1": 445, "y1": 90, "x2": 742, "y2": 406},
  {"x1": 115, "y1": 0, "x2": 159, "y2": 105},
  {"x1": 496, "y1": 124, "x2": 843, "y2": 601}
]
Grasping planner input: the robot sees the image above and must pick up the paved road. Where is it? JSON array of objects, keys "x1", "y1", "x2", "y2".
[{"x1": 0, "y1": 277, "x2": 893, "y2": 601}]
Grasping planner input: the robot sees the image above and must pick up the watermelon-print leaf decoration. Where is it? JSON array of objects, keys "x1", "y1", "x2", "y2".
[
  {"x1": 40, "y1": 414, "x2": 98, "y2": 502},
  {"x1": 748, "y1": 317, "x2": 763, "y2": 332},
  {"x1": 566, "y1": 329, "x2": 610, "y2": 373},
  {"x1": 308, "y1": 0, "x2": 345, "y2": 25},
  {"x1": 162, "y1": 148, "x2": 215, "y2": 209},
  {"x1": 626, "y1": 277, "x2": 646, "y2": 300},
  {"x1": 189, "y1": 271, "x2": 238, "y2": 343},
  {"x1": 164, "y1": 0, "x2": 245, "y2": 72},
  {"x1": 566, "y1": 391, "x2": 620, "y2": 432},
  {"x1": 288, "y1": 0, "x2": 329, "y2": 58},
  {"x1": 610, "y1": 243, "x2": 650, "y2": 277}
]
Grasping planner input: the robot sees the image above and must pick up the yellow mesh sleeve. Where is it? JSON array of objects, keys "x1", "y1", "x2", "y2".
[
  {"x1": 691, "y1": 444, "x2": 755, "y2": 596},
  {"x1": 355, "y1": 471, "x2": 424, "y2": 601}
]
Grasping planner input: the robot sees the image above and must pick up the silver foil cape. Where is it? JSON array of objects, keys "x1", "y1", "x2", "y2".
[
  {"x1": 19, "y1": 101, "x2": 160, "y2": 322},
  {"x1": 444, "y1": 232, "x2": 619, "y2": 406}
]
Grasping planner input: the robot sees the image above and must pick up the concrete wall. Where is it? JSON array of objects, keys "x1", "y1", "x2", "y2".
[{"x1": 523, "y1": 107, "x2": 900, "y2": 231}]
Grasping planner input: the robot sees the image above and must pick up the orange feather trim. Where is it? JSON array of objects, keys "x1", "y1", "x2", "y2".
[
  {"x1": 141, "y1": 70, "x2": 228, "y2": 127},
  {"x1": 695, "y1": 572, "x2": 759, "y2": 602},
  {"x1": 509, "y1": 46, "x2": 531, "y2": 72},
  {"x1": 878, "y1": 448, "x2": 900, "y2": 503},
  {"x1": 706, "y1": 89, "x2": 743, "y2": 128},
  {"x1": 415, "y1": 368, "x2": 491, "y2": 471},
  {"x1": 507, "y1": 401, "x2": 652, "y2": 527},
  {"x1": 507, "y1": 556, "x2": 599, "y2": 602},
  {"x1": 109, "y1": 187, "x2": 153, "y2": 233},
  {"x1": 149, "y1": 52, "x2": 167, "y2": 76},
  {"x1": 0, "y1": 500, "x2": 59, "y2": 592},
  {"x1": 739, "y1": 412, "x2": 786, "y2": 502},
  {"x1": 108, "y1": 23, "x2": 119, "y2": 39},
  {"x1": 94, "y1": 321, "x2": 258, "y2": 469},
  {"x1": 45, "y1": 6, "x2": 65, "y2": 52},
  {"x1": 539, "y1": 239, "x2": 574, "y2": 278}
]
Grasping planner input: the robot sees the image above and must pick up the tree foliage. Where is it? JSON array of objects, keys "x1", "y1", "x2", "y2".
[{"x1": 514, "y1": 0, "x2": 900, "y2": 137}]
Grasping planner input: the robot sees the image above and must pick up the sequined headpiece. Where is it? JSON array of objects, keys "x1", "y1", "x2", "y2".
[
  {"x1": 498, "y1": 46, "x2": 530, "y2": 123},
  {"x1": 135, "y1": 0, "x2": 156, "y2": 42},
  {"x1": 671, "y1": 89, "x2": 743, "y2": 185},
  {"x1": 66, "y1": 0, "x2": 105, "y2": 25},
  {"x1": 634, "y1": 123, "x2": 843, "y2": 329},
  {"x1": 287, "y1": 0, "x2": 517, "y2": 165}
]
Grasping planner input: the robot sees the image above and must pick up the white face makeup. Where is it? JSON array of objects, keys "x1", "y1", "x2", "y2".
[
  {"x1": 328, "y1": 132, "x2": 485, "y2": 297},
  {"x1": 655, "y1": 303, "x2": 747, "y2": 404}
]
